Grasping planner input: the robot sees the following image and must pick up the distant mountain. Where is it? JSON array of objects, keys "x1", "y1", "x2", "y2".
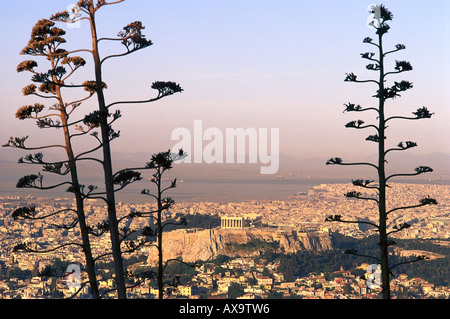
[
  {"x1": 1, "y1": 148, "x2": 448, "y2": 181},
  {"x1": 1, "y1": 148, "x2": 448, "y2": 202}
]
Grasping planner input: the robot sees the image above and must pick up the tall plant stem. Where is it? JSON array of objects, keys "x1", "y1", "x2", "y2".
[{"x1": 87, "y1": 5, "x2": 126, "y2": 299}]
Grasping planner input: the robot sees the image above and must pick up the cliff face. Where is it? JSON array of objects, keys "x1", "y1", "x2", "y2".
[
  {"x1": 145, "y1": 228, "x2": 332, "y2": 264},
  {"x1": 278, "y1": 231, "x2": 332, "y2": 253}
]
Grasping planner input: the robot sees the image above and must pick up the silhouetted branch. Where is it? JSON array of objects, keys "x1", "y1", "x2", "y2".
[
  {"x1": 162, "y1": 216, "x2": 187, "y2": 230},
  {"x1": 386, "y1": 166, "x2": 433, "y2": 182},
  {"x1": 66, "y1": 92, "x2": 96, "y2": 114},
  {"x1": 385, "y1": 141, "x2": 417, "y2": 155},
  {"x1": 121, "y1": 238, "x2": 148, "y2": 255},
  {"x1": 345, "y1": 120, "x2": 379, "y2": 131},
  {"x1": 386, "y1": 196, "x2": 437, "y2": 215},
  {"x1": 3, "y1": 136, "x2": 66, "y2": 151},
  {"x1": 126, "y1": 208, "x2": 159, "y2": 221},
  {"x1": 75, "y1": 143, "x2": 104, "y2": 162},
  {"x1": 386, "y1": 107, "x2": 434, "y2": 122},
  {"x1": 93, "y1": 251, "x2": 113, "y2": 263},
  {"x1": 383, "y1": 44, "x2": 406, "y2": 56},
  {"x1": 344, "y1": 72, "x2": 379, "y2": 85},
  {"x1": 12, "y1": 206, "x2": 77, "y2": 221},
  {"x1": 87, "y1": 219, "x2": 109, "y2": 238},
  {"x1": 65, "y1": 281, "x2": 90, "y2": 299},
  {"x1": 66, "y1": 184, "x2": 98, "y2": 198},
  {"x1": 16, "y1": 173, "x2": 43, "y2": 188},
  {"x1": 344, "y1": 191, "x2": 380, "y2": 204},
  {"x1": 13, "y1": 241, "x2": 83, "y2": 254},
  {"x1": 69, "y1": 126, "x2": 98, "y2": 140},
  {"x1": 161, "y1": 179, "x2": 178, "y2": 194},
  {"x1": 384, "y1": 60, "x2": 413, "y2": 77},
  {"x1": 162, "y1": 258, "x2": 196, "y2": 274},
  {"x1": 15, "y1": 103, "x2": 48, "y2": 120},
  {"x1": 326, "y1": 157, "x2": 378, "y2": 170},
  {"x1": 36, "y1": 117, "x2": 62, "y2": 129},
  {"x1": 140, "y1": 189, "x2": 158, "y2": 201},
  {"x1": 3, "y1": 136, "x2": 27, "y2": 148},
  {"x1": 17, "y1": 153, "x2": 70, "y2": 176},
  {"x1": 373, "y1": 81, "x2": 413, "y2": 100},
  {"x1": 51, "y1": 218, "x2": 79, "y2": 230},
  {"x1": 343, "y1": 102, "x2": 379, "y2": 114},
  {"x1": 43, "y1": 163, "x2": 71, "y2": 176},
  {"x1": 363, "y1": 37, "x2": 379, "y2": 47},
  {"x1": 125, "y1": 269, "x2": 155, "y2": 289},
  {"x1": 22, "y1": 83, "x2": 60, "y2": 100},
  {"x1": 325, "y1": 214, "x2": 379, "y2": 229},
  {"x1": 37, "y1": 264, "x2": 90, "y2": 299},
  {"x1": 38, "y1": 265, "x2": 68, "y2": 278},
  {"x1": 344, "y1": 249, "x2": 380, "y2": 262},
  {"x1": 360, "y1": 52, "x2": 379, "y2": 63},
  {"x1": 113, "y1": 169, "x2": 142, "y2": 188},
  {"x1": 352, "y1": 179, "x2": 379, "y2": 190},
  {"x1": 18, "y1": 152, "x2": 102, "y2": 169},
  {"x1": 100, "y1": 21, "x2": 152, "y2": 64},
  {"x1": 389, "y1": 255, "x2": 428, "y2": 272},
  {"x1": 106, "y1": 82, "x2": 183, "y2": 109},
  {"x1": 387, "y1": 222, "x2": 411, "y2": 236},
  {"x1": 99, "y1": 0, "x2": 126, "y2": 8}
]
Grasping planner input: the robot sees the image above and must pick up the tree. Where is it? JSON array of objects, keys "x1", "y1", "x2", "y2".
[
  {"x1": 325, "y1": 4, "x2": 437, "y2": 299},
  {"x1": 3, "y1": 19, "x2": 101, "y2": 298},
  {"x1": 227, "y1": 282, "x2": 246, "y2": 299},
  {"x1": 130, "y1": 150, "x2": 195, "y2": 299},
  {"x1": 343, "y1": 283, "x2": 353, "y2": 295},
  {"x1": 5, "y1": 1, "x2": 183, "y2": 299},
  {"x1": 49, "y1": 0, "x2": 183, "y2": 298},
  {"x1": 267, "y1": 290, "x2": 283, "y2": 299}
]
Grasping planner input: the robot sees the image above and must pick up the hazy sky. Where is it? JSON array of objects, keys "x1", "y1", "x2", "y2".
[{"x1": 0, "y1": 0, "x2": 449, "y2": 165}]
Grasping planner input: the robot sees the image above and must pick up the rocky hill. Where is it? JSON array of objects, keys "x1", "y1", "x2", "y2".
[{"x1": 145, "y1": 228, "x2": 332, "y2": 264}]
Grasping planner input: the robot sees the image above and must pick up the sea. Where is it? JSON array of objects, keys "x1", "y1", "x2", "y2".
[{"x1": 1, "y1": 174, "x2": 448, "y2": 204}]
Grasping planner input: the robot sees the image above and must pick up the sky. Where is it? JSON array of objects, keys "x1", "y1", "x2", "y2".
[{"x1": 0, "y1": 1, "x2": 449, "y2": 198}]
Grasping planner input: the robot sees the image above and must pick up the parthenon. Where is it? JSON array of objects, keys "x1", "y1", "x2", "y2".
[{"x1": 220, "y1": 216, "x2": 245, "y2": 229}]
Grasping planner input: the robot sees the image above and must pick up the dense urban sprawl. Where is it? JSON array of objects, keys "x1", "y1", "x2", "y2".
[{"x1": 0, "y1": 183, "x2": 448, "y2": 299}]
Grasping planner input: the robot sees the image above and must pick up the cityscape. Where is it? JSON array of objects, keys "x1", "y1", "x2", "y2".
[
  {"x1": 0, "y1": 182, "x2": 448, "y2": 299},
  {"x1": 0, "y1": 0, "x2": 448, "y2": 305}
]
